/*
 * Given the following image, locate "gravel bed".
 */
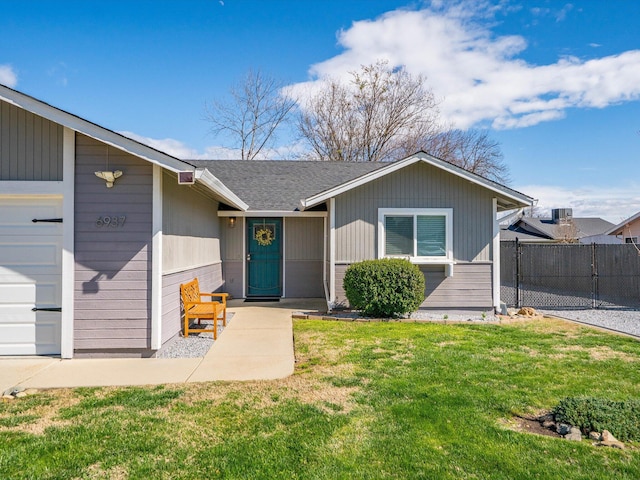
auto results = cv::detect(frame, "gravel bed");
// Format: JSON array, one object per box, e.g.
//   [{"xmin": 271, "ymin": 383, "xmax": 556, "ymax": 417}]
[
  {"xmin": 155, "ymin": 313, "xmax": 234, "ymax": 359},
  {"xmin": 540, "ymin": 309, "xmax": 640, "ymax": 338}
]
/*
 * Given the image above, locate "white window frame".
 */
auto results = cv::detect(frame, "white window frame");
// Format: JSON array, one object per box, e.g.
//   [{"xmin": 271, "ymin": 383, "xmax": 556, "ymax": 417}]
[{"xmin": 378, "ymin": 208, "xmax": 454, "ymax": 272}]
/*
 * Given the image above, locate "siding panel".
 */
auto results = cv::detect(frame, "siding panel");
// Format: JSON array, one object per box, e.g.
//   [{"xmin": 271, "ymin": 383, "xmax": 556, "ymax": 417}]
[
  {"xmin": 335, "ymin": 162, "xmax": 493, "ymax": 263},
  {"xmin": 161, "ymin": 263, "xmax": 223, "ymax": 345},
  {"xmin": 74, "ymin": 134, "xmax": 153, "ymax": 352},
  {"xmin": 284, "ymin": 217, "xmax": 324, "ymax": 298},
  {"xmin": 0, "ymin": 99, "xmax": 63, "ymax": 181},
  {"xmin": 334, "ymin": 263, "xmax": 493, "ymax": 311}
]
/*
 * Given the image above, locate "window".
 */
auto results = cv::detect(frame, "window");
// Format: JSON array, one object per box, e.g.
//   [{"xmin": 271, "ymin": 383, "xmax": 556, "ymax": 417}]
[
  {"xmin": 378, "ymin": 208, "xmax": 453, "ymax": 261},
  {"xmin": 625, "ymin": 237, "xmax": 638, "ymax": 244}
]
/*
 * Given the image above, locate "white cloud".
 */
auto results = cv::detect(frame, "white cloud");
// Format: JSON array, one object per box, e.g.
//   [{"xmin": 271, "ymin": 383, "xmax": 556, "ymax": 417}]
[
  {"xmin": 288, "ymin": 2, "xmax": 640, "ymax": 130},
  {"xmin": 516, "ymin": 183, "xmax": 640, "ymax": 223},
  {"xmin": 0, "ymin": 64, "xmax": 17, "ymax": 87}
]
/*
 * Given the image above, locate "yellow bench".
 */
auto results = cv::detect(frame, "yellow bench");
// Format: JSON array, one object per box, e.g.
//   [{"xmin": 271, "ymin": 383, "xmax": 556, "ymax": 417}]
[{"xmin": 180, "ymin": 278, "xmax": 228, "ymax": 339}]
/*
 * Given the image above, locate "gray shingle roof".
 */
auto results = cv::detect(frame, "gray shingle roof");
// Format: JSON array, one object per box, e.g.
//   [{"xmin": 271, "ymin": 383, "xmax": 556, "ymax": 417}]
[
  {"xmin": 188, "ymin": 160, "xmax": 387, "ymax": 211},
  {"xmin": 518, "ymin": 217, "xmax": 615, "ymax": 240}
]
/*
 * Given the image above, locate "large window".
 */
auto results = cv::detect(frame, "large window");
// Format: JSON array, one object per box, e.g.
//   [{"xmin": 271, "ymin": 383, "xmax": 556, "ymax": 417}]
[{"xmin": 378, "ymin": 208, "xmax": 453, "ymax": 261}]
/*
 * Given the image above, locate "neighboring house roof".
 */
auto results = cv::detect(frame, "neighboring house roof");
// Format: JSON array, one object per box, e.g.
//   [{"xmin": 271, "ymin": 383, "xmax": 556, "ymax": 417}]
[
  {"xmin": 0, "ymin": 84, "xmax": 247, "ymax": 211},
  {"xmin": 605, "ymin": 210, "xmax": 640, "ymax": 236},
  {"xmin": 192, "ymin": 152, "xmax": 533, "ymax": 212},
  {"xmin": 500, "ymin": 224, "xmax": 552, "ymax": 242},
  {"xmin": 502, "ymin": 216, "xmax": 615, "ymax": 242}
]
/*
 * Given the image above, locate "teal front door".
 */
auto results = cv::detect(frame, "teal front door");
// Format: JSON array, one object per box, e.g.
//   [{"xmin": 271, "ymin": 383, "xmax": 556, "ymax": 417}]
[{"xmin": 247, "ymin": 218, "xmax": 282, "ymax": 297}]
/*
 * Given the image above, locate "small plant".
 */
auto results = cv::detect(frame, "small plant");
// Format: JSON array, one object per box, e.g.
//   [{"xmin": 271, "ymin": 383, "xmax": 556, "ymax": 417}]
[
  {"xmin": 553, "ymin": 396, "xmax": 640, "ymax": 442},
  {"xmin": 343, "ymin": 258, "xmax": 425, "ymax": 318},
  {"xmin": 443, "ymin": 314, "xmax": 449, "ymax": 320},
  {"xmin": 482, "ymin": 312, "xmax": 487, "ymax": 320}
]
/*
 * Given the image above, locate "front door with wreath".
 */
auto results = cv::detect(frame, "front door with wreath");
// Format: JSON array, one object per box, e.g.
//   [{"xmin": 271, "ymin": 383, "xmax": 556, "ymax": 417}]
[{"xmin": 246, "ymin": 218, "xmax": 282, "ymax": 297}]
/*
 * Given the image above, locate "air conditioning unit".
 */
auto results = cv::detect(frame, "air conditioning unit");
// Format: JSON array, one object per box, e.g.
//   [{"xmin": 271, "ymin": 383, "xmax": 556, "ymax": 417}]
[{"xmin": 552, "ymin": 208, "xmax": 573, "ymax": 224}]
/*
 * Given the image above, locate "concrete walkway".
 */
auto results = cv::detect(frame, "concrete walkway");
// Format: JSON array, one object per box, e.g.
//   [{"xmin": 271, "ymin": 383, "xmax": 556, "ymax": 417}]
[{"xmin": 0, "ymin": 299, "xmax": 325, "ymax": 392}]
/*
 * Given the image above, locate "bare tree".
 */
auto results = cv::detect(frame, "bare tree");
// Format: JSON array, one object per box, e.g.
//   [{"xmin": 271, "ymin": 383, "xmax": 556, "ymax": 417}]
[
  {"xmin": 421, "ymin": 129, "xmax": 510, "ymax": 184},
  {"xmin": 205, "ymin": 69, "xmax": 296, "ymax": 159},
  {"xmin": 297, "ymin": 61, "xmax": 439, "ymax": 162}
]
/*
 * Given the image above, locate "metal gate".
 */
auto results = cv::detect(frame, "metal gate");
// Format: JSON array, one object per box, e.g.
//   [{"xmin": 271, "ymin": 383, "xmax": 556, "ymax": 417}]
[{"xmin": 501, "ymin": 241, "xmax": 640, "ymax": 309}]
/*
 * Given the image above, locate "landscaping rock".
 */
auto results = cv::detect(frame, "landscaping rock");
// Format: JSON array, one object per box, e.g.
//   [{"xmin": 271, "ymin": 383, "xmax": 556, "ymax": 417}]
[
  {"xmin": 542, "ymin": 420, "xmax": 556, "ymax": 429},
  {"xmin": 600, "ymin": 430, "xmax": 625, "ymax": 449},
  {"xmin": 565, "ymin": 427, "xmax": 582, "ymax": 441},
  {"xmin": 2, "ymin": 394, "xmax": 14, "ymax": 401},
  {"xmin": 517, "ymin": 307, "xmax": 537, "ymax": 316},
  {"xmin": 556, "ymin": 423, "xmax": 571, "ymax": 435},
  {"xmin": 589, "ymin": 431, "xmax": 602, "ymax": 441},
  {"xmin": 14, "ymin": 391, "xmax": 28, "ymax": 398},
  {"xmin": 24, "ymin": 388, "xmax": 39, "ymax": 396}
]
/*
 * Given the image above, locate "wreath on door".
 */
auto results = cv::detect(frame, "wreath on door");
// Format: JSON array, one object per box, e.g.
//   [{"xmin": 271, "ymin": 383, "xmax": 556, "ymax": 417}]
[{"xmin": 255, "ymin": 227, "xmax": 274, "ymax": 246}]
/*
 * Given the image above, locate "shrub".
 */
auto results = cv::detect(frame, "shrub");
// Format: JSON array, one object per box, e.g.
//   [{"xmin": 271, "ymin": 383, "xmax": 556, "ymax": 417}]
[
  {"xmin": 343, "ymin": 259, "xmax": 425, "ymax": 318},
  {"xmin": 553, "ymin": 396, "xmax": 640, "ymax": 441}
]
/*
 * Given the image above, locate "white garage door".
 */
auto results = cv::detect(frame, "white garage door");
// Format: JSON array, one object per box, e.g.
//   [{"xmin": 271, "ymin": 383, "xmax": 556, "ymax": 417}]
[{"xmin": 0, "ymin": 197, "xmax": 63, "ymax": 355}]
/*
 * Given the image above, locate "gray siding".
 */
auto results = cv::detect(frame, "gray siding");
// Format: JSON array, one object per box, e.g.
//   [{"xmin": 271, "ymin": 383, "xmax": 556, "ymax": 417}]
[
  {"xmin": 161, "ymin": 263, "xmax": 223, "ymax": 345},
  {"xmin": 162, "ymin": 170, "xmax": 221, "ymax": 272},
  {"xmin": 285, "ymin": 217, "xmax": 324, "ymax": 297},
  {"xmin": 221, "ymin": 217, "xmax": 244, "ymax": 298},
  {"xmin": 334, "ymin": 162, "xmax": 494, "ymax": 263},
  {"xmin": 335, "ymin": 262, "xmax": 493, "ymax": 311},
  {"xmin": 0, "ymin": 99, "xmax": 63, "ymax": 181},
  {"xmin": 74, "ymin": 134, "xmax": 153, "ymax": 352},
  {"xmin": 222, "ymin": 261, "xmax": 243, "ymax": 299}
]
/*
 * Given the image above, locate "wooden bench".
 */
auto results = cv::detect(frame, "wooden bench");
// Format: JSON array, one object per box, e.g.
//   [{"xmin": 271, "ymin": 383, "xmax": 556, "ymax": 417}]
[{"xmin": 180, "ymin": 278, "xmax": 228, "ymax": 339}]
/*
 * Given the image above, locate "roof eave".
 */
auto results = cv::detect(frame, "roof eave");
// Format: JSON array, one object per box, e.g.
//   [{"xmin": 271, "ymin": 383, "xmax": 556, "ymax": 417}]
[
  {"xmin": 605, "ymin": 211, "xmax": 640, "ymax": 235},
  {"xmin": 195, "ymin": 168, "xmax": 248, "ymax": 211}
]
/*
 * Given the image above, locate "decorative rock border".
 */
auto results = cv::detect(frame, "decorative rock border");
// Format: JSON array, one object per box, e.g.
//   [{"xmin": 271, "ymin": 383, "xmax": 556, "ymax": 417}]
[{"xmin": 2, "ymin": 386, "xmax": 39, "ymax": 401}]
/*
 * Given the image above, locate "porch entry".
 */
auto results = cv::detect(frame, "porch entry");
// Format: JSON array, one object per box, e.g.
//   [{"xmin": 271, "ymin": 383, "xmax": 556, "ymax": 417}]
[{"xmin": 247, "ymin": 218, "xmax": 282, "ymax": 297}]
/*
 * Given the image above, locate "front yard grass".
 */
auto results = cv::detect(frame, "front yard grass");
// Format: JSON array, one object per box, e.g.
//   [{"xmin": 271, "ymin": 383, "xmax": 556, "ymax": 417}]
[{"xmin": 2, "ymin": 317, "xmax": 640, "ymax": 479}]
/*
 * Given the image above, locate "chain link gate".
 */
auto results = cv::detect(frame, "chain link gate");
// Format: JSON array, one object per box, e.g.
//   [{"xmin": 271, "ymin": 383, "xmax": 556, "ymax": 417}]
[{"xmin": 501, "ymin": 241, "xmax": 640, "ymax": 309}]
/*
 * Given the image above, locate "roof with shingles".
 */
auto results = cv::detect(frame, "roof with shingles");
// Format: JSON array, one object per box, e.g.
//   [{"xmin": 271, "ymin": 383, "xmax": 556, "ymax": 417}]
[
  {"xmin": 518, "ymin": 217, "xmax": 615, "ymax": 240},
  {"xmin": 188, "ymin": 160, "xmax": 387, "ymax": 211}
]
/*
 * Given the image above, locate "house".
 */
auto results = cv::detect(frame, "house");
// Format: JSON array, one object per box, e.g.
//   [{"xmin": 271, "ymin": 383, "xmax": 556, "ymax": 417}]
[
  {"xmin": 606, "ymin": 211, "xmax": 640, "ymax": 245},
  {"xmin": 0, "ymin": 84, "xmax": 532, "ymax": 358},
  {"xmin": 501, "ymin": 208, "xmax": 618, "ymax": 244}
]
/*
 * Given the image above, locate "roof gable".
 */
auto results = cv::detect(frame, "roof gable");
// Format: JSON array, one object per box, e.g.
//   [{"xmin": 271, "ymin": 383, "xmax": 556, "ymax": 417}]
[
  {"xmin": 0, "ymin": 84, "xmax": 247, "ymax": 210},
  {"xmin": 606, "ymin": 210, "xmax": 640, "ymax": 235},
  {"xmin": 300, "ymin": 152, "xmax": 533, "ymax": 212}
]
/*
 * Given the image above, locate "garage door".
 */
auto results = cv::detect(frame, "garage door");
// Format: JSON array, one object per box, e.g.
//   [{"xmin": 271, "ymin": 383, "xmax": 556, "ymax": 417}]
[{"xmin": 0, "ymin": 197, "xmax": 63, "ymax": 355}]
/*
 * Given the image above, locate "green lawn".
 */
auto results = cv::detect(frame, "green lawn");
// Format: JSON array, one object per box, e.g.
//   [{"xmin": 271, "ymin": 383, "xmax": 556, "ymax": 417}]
[{"xmin": 2, "ymin": 317, "xmax": 640, "ymax": 479}]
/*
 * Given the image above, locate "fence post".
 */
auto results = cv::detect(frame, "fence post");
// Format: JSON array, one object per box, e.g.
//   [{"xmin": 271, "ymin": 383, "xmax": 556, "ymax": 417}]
[
  {"xmin": 592, "ymin": 242, "xmax": 598, "ymax": 309},
  {"xmin": 516, "ymin": 238, "xmax": 521, "ymax": 309}
]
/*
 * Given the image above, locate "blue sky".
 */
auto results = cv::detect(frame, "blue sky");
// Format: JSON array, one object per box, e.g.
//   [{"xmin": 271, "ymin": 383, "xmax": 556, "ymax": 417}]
[{"xmin": 1, "ymin": 0, "xmax": 639, "ymax": 222}]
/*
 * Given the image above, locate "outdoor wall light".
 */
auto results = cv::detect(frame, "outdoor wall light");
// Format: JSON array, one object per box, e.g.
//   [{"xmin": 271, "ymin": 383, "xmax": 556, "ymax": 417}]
[
  {"xmin": 228, "ymin": 217, "xmax": 237, "ymax": 228},
  {"xmin": 95, "ymin": 170, "xmax": 123, "ymax": 188}
]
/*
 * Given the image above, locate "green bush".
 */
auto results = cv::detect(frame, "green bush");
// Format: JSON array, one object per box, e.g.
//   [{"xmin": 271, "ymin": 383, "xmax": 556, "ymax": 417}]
[
  {"xmin": 553, "ymin": 396, "xmax": 640, "ymax": 441},
  {"xmin": 343, "ymin": 259, "xmax": 425, "ymax": 318}
]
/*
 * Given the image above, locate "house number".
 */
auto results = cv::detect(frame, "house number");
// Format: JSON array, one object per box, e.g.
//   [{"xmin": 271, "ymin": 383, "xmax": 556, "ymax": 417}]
[{"xmin": 96, "ymin": 216, "xmax": 126, "ymax": 228}]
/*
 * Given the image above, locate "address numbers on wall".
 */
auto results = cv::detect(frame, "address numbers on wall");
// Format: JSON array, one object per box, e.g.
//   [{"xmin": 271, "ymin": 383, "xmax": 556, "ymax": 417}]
[{"xmin": 96, "ymin": 216, "xmax": 126, "ymax": 228}]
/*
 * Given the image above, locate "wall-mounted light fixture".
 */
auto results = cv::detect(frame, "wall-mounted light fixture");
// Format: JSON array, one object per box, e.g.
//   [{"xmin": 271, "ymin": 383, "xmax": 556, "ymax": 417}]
[
  {"xmin": 94, "ymin": 170, "xmax": 123, "ymax": 188},
  {"xmin": 228, "ymin": 216, "xmax": 237, "ymax": 228}
]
